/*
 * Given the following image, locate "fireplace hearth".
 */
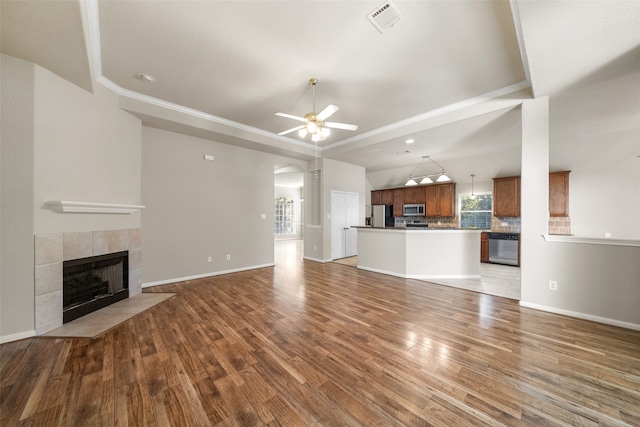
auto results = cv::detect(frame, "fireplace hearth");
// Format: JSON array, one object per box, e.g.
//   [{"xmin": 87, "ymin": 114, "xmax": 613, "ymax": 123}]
[{"xmin": 63, "ymin": 251, "xmax": 129, "ymax": 323}]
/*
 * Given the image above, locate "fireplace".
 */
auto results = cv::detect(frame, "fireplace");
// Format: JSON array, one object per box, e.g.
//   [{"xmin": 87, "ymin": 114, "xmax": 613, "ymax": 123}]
[{"xmin": 63, "ymin": 251, "xmax": 129, "ymax": 323}]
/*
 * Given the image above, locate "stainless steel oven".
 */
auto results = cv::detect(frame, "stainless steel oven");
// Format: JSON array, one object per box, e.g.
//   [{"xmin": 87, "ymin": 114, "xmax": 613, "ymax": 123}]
[{"xmin": 488, "ymin": 233, "xmax": 519, "ymax": 266}]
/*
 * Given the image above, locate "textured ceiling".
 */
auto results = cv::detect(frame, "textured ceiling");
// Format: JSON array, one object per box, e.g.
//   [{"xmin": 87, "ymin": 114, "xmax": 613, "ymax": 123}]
[
  {"xmin": 97, "ymin": 0, "xmax": 525, "ymax": 140},
  {"xmin": 2, "ymin": 0, "xmax": 638, "ymax": 188}
]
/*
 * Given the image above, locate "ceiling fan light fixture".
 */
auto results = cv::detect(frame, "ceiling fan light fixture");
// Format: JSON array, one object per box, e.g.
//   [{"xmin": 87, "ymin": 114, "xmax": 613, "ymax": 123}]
[{"xmin": 275, "ymin": 78, "xmax": 357, "ymax": 142}]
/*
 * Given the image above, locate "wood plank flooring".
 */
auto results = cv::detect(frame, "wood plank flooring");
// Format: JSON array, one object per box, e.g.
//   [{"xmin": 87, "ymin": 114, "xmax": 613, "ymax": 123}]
[{"xmin": 2, "ymin": 240, "xmax": 639, "ymax": 426}]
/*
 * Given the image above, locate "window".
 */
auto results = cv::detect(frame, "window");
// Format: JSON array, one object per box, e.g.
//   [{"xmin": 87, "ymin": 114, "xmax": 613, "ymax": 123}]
[
  {"xmin": 460, "ymin": 194, "xmax": 492, "ymax": 229},
  {"xmin": 274, "ymin": 197, "xmax": 295, "ymax": 235}
]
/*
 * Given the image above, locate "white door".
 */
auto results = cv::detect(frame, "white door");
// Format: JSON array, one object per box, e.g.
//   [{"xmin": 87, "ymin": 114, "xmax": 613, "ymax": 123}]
[{"xmin": 331, "ymin": 191, "xmax": 359, "ymax": 260}]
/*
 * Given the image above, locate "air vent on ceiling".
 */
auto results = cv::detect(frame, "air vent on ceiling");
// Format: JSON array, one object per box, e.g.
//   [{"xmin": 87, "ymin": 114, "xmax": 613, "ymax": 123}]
[{"xmin": 367, "ymin": 1, "xmax": 404, "ymax": 33}]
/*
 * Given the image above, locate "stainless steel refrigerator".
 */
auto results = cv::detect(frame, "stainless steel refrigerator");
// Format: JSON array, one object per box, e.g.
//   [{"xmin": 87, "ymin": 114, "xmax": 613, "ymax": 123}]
[{"xmin": 372, "ymin": 205, "xmax": 394, "ymax": 228}]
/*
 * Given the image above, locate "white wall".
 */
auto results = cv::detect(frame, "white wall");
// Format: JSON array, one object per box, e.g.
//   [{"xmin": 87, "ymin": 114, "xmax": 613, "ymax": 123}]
[
  {"xmin": 321, "ymin": 158, "xmax": 366, "ymax": 261},
  {"xmin": 141, "ymin": 126, "xmax": 306, "ymax": 285},
  {"xmin": 545, "ymin": 242, "xmax": 640, "ymax": 326},
  {"xmin": 1, "ymin": 55, "xmax": 36, "ymax": 340},
  {"xmin": 570, "ymin": 169, "xmax": 640, "ymax": 239},
  {"xmin": 0, "ymin": 55, "xmax": 143, "ymax": 342},
  {"xmin": 33, "ymin": 69, "xmax": 142, "ymax": 235},
  {"xmin": 302, "ymin": 158, "xmax": 366, "ymax": 262},
  {"xmin": 520, "ymin": 97, "xmax": 550, "ymax": 307}
]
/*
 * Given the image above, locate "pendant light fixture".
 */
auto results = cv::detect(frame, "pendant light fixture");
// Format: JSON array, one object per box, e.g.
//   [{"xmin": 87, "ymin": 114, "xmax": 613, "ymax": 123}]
[
  {"xmin": 405, "ymin": 155, "xmax": 451, "ymax": 186},
  {"xmin": 470, "ymin": 174, "xmax": 476, "ymax": 199}
]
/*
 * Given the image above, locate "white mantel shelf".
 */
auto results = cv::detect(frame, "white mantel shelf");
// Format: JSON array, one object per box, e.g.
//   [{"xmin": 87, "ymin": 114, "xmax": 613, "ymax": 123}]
[
  {"xmin": 47, "ymin": 201, "xmax": 146, "ymax": 214},
  {"xmin": 543, "ymin": 234, "xmax": 640, "ymax": 247}
]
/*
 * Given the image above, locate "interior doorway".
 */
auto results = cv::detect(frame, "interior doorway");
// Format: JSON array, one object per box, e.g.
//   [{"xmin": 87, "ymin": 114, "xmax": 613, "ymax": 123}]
[
  {"xmin": 331, "ymin": 191, "xmax": 359, "ymax": 260},
  {"xmin": 274, "ymin": 166, "xmax": 305, "ymax": 266}
]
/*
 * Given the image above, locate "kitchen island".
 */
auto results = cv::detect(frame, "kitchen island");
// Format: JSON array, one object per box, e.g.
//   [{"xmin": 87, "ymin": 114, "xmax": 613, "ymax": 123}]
[{"xmin": 354, "ymin": 227, "xmax": 481, "ymax": 279}]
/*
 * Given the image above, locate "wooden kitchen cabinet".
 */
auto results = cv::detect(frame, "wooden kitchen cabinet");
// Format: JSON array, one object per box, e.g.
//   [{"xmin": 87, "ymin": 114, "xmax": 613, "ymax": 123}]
[
  {"xmin": 493, "ymin": 176, "xmax": 520, "ymax": 217},
  {"xmin": 381, "ymin": 190, "xmax": 394, "ymax": 205},
  {"xmin": 404, "ymin": 186, "xmax": 427, "ymax": 204},
  {"xmin": 425, "ymin": 183, "xmax": 456, "ymax": 218},
  {"xmin": 393, "ymin": 189, "xmax": 405, "ymax": 217},
  {"xmin": 371, "ymin": 189, "xmax": 394, "ymax": 206},
  {"xmin": 371, "ymin": 190, "xmax": 382, "ymax": 206},
  {"xmin": 549, "ymin": 171, "xmax": 570, "ymax": 217},
  {"xmin": 480, "ymin": 232, "xmax": 489, "ymax": 263}
]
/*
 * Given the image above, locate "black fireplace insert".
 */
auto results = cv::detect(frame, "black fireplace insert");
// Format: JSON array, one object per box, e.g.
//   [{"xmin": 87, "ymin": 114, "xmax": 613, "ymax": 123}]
[{"xmin": 63, "ymin": 251, "xmax": 129, "ymax": 323}]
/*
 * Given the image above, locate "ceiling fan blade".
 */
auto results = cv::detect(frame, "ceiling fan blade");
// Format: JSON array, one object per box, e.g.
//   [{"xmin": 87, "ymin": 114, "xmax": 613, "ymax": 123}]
[
  {"xmin": 326, "ymin": 122, "xmax": 358, "ymax": 131},
  {"xmin": 278, "ymin": 125, "xmax": 305, "ymax": 136},
  {"xmin": 275, "ymin": 112, "xmax": 307, "ymax": 122},
  {"xmin": 316, "ymin": 104, "xmax": 339, "ymax": 121}
]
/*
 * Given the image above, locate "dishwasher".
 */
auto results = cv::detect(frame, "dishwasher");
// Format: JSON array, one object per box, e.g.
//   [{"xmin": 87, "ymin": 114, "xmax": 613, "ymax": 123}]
[{"xmin": 488, "ymin": 233, "xmax": 519, "ymax": 266}]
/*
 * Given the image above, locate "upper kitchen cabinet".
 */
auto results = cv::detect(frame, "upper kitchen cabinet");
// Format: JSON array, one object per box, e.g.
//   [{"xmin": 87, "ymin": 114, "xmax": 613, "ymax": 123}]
[
  {"xmin": 404, "ymin": 186, "xmax": 427, "ymax": 204},
  {"xmin": 393, "ymin": 189, "xmax": 405, "ymax": 217},
  {"xmin": 381, "ymin": 190, "xmax": 394, "ymax": 205},
  {"xmin": 493, "ymin": 176, "xmax": 520, "ymax": 217},
  {"xmin": 370, "ymin": 189, "xmax": 393, "ymax": 206},
  {"xmin": 426, "ymin": 183, "xmax": 456, "ymax": 218},
  {"xmin": 371, "ymin": 190, "xmax": 382, "ymax": 206},
  {"xmin": 549, "ymin": 171, "xmax": 570, "ymax": 217}
]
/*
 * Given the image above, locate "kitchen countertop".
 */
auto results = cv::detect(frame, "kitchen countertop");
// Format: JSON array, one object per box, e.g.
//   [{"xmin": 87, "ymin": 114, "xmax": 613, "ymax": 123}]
[{"xmin": 353, "ymin": 226, "xmax": 480, "ymax": 231}]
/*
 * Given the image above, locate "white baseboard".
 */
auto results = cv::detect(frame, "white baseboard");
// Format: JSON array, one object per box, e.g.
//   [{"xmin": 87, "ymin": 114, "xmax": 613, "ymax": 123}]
[
  {"xmin": 357, "ymin": 266, "xmax": 406, "ymax": 278},
  {"xmin": 302, "ymin": 256, "xmax": 326, "ymax": 263},
  {"xmin": 408, "ymin": 274, "xmax": 482, "ymax": 280},
  {"xmin": 519, "ymin": 301, "xmax": 640, "ymax": 331},
  {"xmin": 1, "ymin": 329, "xmax": 36, "ymax": 344},
  {"xmin": 142, "ymin": 263, "xmax": 275, "ymax": 288}
]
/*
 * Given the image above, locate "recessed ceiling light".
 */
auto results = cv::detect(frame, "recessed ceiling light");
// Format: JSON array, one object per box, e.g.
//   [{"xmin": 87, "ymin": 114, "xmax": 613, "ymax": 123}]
[
  {"xmin": 405, "ymin": 139, "xmax": 415, "ymax": 144},
  {"xmin": 135, "ymin": 73, "xmax": 156, "ymax": 83}
]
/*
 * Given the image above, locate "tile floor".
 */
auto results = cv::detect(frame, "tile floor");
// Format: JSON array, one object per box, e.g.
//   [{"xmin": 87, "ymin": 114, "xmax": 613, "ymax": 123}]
[
  {"xmin": 427, "ymin": 262, "xmax": 521, "ymax": 300},
  {"xmin": 333, "ymin": 254, "xmax": 521, "ymax": 300},
  {"xmin": 43, "ymin": 292, "xmax": 175, "ymax": 338}
]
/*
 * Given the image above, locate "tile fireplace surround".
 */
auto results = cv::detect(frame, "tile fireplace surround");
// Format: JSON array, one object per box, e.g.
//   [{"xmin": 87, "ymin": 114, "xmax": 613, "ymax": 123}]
[{"xmin": 34, "ymin": 228, "xmax": 142, "ymax": 335}]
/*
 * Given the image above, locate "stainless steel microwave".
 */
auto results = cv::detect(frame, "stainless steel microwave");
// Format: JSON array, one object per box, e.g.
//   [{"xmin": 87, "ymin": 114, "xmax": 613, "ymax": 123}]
[{"xmin": 403, "ymin": 204, "xmax": 425, "ymax": 216}]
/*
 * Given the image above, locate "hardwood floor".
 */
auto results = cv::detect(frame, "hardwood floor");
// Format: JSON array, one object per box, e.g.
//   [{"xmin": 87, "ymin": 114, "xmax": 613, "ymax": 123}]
[{"xmin": 2, "ymin": 240, "xmax": 639, "ymax": 426}]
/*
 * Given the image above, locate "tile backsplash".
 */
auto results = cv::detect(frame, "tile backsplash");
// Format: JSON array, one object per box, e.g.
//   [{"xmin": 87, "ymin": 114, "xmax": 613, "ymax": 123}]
[
  {"xmin": 395, "ymin": 214, "xmax": 570, "ymax": 234},
  {"xmin": 491, "ymin": 217, "xmax": 521, "ymax": 233},
  {"xmin": 549, "ymin": 217, "xmax": 572, "ymax": 235}
]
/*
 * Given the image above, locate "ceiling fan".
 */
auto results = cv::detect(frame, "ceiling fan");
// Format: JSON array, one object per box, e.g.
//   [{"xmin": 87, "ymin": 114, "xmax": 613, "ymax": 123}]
[{"xmin": 275, "ymin": 78, "xmax": 358, "ymax": 142}]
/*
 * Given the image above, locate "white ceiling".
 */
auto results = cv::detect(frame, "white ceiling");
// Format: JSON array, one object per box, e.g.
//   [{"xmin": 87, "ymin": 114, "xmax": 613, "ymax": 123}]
[{"xmin": 2, "ymin": 1, "xmax": 638, "ymax": 188}]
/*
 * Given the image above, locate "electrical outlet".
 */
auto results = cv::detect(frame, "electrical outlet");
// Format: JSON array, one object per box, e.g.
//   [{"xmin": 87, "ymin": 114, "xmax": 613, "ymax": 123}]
[
  {"xmin": 549, "ymin": 280, "xmax": 558, "ymax": 291},
  {"xmin": 261, "ymin": 213, "xmax": 267, "ymax": 219},
  {"xmin": 605, "ymin": 232, "xmax": 611, "ymax": 238},
  {"xmin": 501, "ymin": 222, "xmax": 508, "ymax": 226},
  {"xmin": 226, "ymin": 254, "xmax": 231, "ymax": 261},
  {"xmin": 207, "ymin": 256, "xmax": 212, "ymax": 263}
]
